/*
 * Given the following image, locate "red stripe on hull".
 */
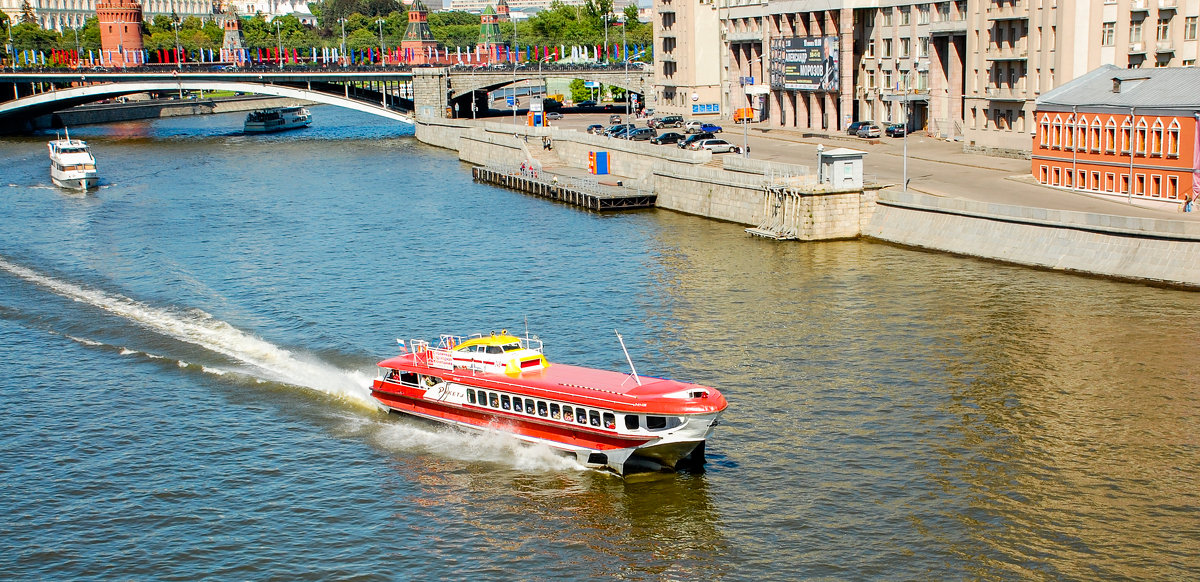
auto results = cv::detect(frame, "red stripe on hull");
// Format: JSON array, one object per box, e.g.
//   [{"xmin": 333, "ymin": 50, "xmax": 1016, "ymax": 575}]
[{"xmin": 371, "ymin": 388, "xmax": 653, "ymax": 451}]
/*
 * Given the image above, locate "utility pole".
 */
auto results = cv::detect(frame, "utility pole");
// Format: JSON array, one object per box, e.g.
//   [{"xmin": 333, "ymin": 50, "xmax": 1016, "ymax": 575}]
[
  {"xmin": 376, "ymin": 19, "xmax": 386, "ymax": 65},
  {"xmin": 274, "ymin": 20, "xmax": 282, "ymax": 70},
  {"xmin": 512, "ymin": 20, "xmax": 518, "ymax": 127},
  {"xmin": 172, "ymin": 17, "xmax": 181, "ymax": 70},
  {"xmin": 339, "ymin": 18, "xmax": 347, "ymax": 67}
]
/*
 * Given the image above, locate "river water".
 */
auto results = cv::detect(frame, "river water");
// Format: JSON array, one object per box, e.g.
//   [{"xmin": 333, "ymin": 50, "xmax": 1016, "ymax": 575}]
[{"xmin": 2, "ymin": 106, "xmax": 1197, "ymax": 580}]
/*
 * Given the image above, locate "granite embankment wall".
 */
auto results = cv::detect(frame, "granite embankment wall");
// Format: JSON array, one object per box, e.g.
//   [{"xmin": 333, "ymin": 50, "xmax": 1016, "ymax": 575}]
[
  {"xmin": 867, "ymin": 191, "xmax": 1200, "ymax": 287},
  {"xmin": 39, "ymin": 96, "xmax": 306, "ymax": 128},
  {"xmin": 416, "ymin": 118, "xmax": 1199, "ymax": 287}
]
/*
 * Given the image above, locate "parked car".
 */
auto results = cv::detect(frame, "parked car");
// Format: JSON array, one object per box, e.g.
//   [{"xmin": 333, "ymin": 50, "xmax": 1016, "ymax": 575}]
[
  {"xmin": 576, "ymin": 100, "xmax": 596, "ymax": 107},
  {"xmin": 700, "ymin": 123, "xmax": 724, "ymax": 133},
  {"xmin": 856, "ymin": 123, "xmax": 882, "ymax": 138},
  {"xmin": 609, "ymin": 114, "xmax": 623, "ymax": 123},
  {"xmin": 651, "ymin": 131, "xmax": 686, "ymax": 145},
  {"xmin": 847, "ymin": 120, "xmax": 874, "ymax": 135},
  {"xmin": 689, "ymin": 138, "xmax": 740, "ymax": 153},
  {"xmin": 604, "ymin": 123, "xmax": 637, "ymax": 137},
  {"xmin": 546, "ymin": 111, "xmax": 563, "ymax": 120},
  {"xmin": 625, "ymin": 127, "xmax": 657, "ymax": 141},
  {"xmin": 885, "ymin": 123, "xmax": 907, "ymax": 137},
  {"xmin": 683, "ymin": 121, "xmax": 705, "ymax": 134},
  {"xmin": 542, "ymin": 98, "xmax": 562, "ymax": 110},
  {"xmin": 586, "ymin": 124, "xmax": 604, "ymax": 134},
  {"xmin": 677, "ymin": 131, "xmax": 716, "ymax": 148},
  {"xmin": 650, "ymin": 115, "xmax": 684, "ymax": 128}
]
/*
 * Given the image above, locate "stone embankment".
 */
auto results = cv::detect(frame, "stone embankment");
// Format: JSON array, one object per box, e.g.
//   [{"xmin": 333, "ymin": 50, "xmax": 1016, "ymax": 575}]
[{"xmin": 416, "ymin": 117, "xmax": 1199, "ymax": 289}]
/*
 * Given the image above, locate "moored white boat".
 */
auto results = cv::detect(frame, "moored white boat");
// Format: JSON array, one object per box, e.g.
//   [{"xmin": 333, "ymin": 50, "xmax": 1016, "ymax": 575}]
[
  {"xmin": 47, "ymin": 131, "xmax": 99, "ymax": 190},
  {"xmin": 370, "ymin": 331, "xmax": 728, "ymax": 475},
  {"xmin": 244, "ymin": 106, "xmax": 312, "ymax": 133}
]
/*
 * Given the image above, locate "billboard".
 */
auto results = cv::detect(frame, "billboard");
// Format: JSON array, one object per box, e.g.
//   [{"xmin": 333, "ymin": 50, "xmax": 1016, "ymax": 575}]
[{"xmin": 769, "ymin": 36, "xmax": 840, "ymax": 92}]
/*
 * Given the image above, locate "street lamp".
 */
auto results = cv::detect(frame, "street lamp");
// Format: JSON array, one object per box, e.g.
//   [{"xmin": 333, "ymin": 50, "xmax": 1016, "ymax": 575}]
[
  {"xmin": 512, "ymin": 20, "xmax": 518, "ymax": 127},
  {"xmin": 338, "ymin": 17, "xmax": 347, "ymax": 68},
  {"xmin": 171, "ymin": 18, "xmax": 181, "ymax": 70},
  {"xmin": 72, "ymin": 25, "xmax": 80, "ymax": 68},
  {"xmin": 3, "ymin": 15, "xmax": 14, "ymax": 69},
  {"xmin": 376, "ymin": 19, "xmax": 386, "ymax": 66},
  {"xmin": 620, "ymin": 16, "xmax": 628, "ymax": 116},
  {"xmin": 273, "ymin": 20, "xmax": 283, "ymax": 70}
]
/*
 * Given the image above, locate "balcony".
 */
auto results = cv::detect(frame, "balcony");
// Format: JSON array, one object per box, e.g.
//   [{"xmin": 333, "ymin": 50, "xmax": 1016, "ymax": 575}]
[
  {"xmin": 1130, "ymin": 0, "xmax": 1149, "ymax": 12},
  {"xmin": 984, "ymin": 86, "xmax": 1027, "ymax": 101},
  {"xmin": 985, "ymin": 46, "xmax": 1029, "ymax": 61},
  {"xmin": 986, "ymin": 4, "xmax": 1029, "ymax": 21},
  {"xmin": 1156, "ymin": 40, "xmax": 1174, "ymax": 53},
  {"xmin": 725, "ymin": 30, "xmax": 764, "ymax": 43},
  {"xmin": 1158, "ymin": 0, "xmax": 1177, "ymax": 12},
  {"xmin": 929, "ymin": 19, "xmax": 968, "ymax": 36},
  {"xmin": 1129, "ymin": 41, "xmax": 1146, "ymax": 54}
]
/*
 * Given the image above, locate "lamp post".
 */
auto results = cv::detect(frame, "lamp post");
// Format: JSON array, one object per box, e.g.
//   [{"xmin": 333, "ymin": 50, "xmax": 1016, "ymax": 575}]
[
  {"xmin": 4, "ymin": 15, "xmax": 14, "ymax": 69},
  {"xmin": 376, "ymin": 19, "xmax": 386, "ymax": 66},
  {"xmin": 72, "ymin": 25, "xmax": 80, "ymax": 68},
  {"xmin": 273, "ymin": 21, "xmax": 283, "ymax": 70},
  {"xmin": 338, "ymin": 17, "xmax": 347, "ymax": 68},
  {"xmin": 172, "ymin": 18, "xmax": 181, "ymax": 70},
  {"xmin": 621, "ymin": 16, "xmax": 628, "ymax": 116},
  {"xmin": 511, "ymin": 20, "xmax": 518, "ymax": 127}
]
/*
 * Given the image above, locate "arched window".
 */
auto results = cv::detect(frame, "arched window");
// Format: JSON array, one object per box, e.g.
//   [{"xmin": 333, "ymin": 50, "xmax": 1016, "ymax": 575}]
[
  {"xmin": 1053, "ymin": 115, "xmax": 1063, "ymax": 148},
  {"xmin": 1091, "ymin": 118, "xmax": 1102, "ymax": 153},
  {"xmin": 1105, "ymin": 118, "xmax": 1117, "ymax": 153},
  {"xmin": 1064, "ymin": 114, "xmax": 1075, "ymax": 150},
  {"xmin": 1076, "ymin": 116, "xmax": 1088, "ymax": 152},
  {"xmin": 1136, "ymin": 118, "xmax": 1149, "ymax": 155},
  {"xmin": 1040, "ymin": 115, "xmax": 1051, "ymax": 148},
  {"xmin": 1151, "ymin": 119, "xmax": 1164, "ymax": 156},
  {"xmin": 1167, "ymin": 120, "xmax": 1181, "ymax": 157},
  {"xmin": 1121, "ymin": 117, "xmax": 1133, "ymax": 154}
]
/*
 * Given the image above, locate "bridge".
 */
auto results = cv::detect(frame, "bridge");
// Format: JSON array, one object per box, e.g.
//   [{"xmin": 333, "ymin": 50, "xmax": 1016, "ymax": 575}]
[{"xmin": 0, "ymin": 65, "xmax": 652, "ymax": 132}]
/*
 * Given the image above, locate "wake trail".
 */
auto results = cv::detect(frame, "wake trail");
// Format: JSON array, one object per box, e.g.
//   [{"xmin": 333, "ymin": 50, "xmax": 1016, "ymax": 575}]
[{"xmin": 0, "ymin": 257, "xmax": 378, "ymax": 407}]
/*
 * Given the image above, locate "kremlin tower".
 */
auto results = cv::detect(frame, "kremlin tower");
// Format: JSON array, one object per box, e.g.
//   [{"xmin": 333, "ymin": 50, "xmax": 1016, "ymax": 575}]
[
  {"xmin": 96, "ymin": 0, "xmax": 144, "ymax": 68},
  {"xmin": 401, "ymin": 0, "xmax": 438, "ymax": 65}
]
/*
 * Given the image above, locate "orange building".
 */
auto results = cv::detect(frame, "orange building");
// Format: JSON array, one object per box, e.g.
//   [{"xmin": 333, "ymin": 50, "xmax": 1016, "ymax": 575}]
[
  {"xmin": 1032, "ymin": 65, "xmax": 1199, "ymax": 208},
  {"xmin": 96, "ymin": 0, "xmax": 145, "ymax": 68}
]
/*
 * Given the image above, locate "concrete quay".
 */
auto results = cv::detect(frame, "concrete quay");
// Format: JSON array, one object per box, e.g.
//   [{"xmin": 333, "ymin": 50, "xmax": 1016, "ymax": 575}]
[{"xmin": 418, "ymin": 112, "xmax": 1200, "ymax": 289}]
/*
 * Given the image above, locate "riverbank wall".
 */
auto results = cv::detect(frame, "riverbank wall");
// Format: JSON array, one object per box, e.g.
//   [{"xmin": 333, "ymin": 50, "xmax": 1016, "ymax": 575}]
[
  {"xmin": 415, "ymin": 118, "xmax": 1199, "ymax": 288},
  {"xmin": 35, "ymin": 95, "xmax": 307, "ymax": 129}
]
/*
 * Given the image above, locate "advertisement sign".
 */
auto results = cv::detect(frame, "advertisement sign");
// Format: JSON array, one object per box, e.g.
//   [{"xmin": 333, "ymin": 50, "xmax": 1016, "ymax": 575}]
[
  {"xmin": 769, "ymin": 36, "xmax": 840, "ymax": 92},
  {"xmin": 428, "ymin": 349, "xmax": 454, "ymax": 370}
]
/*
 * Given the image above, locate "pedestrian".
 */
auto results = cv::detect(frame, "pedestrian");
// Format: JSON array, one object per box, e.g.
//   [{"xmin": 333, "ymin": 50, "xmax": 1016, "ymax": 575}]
[
  {"xmin": 542, "ymin": 136, "xmax": 550, "ymax": 151},
  {"xmin": 1185, "ymin": 192, "xmax": 1195, "ymax": 213}
]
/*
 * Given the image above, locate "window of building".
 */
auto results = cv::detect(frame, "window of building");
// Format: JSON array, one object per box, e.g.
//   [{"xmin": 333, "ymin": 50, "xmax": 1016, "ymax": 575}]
[
  {"xmin": 1040, "ymin": 115, "xmax": 1051, "ymax": 147},
  {"xmin": 1184, "ymin": 59, "xmax": 1197, "ymax": 66},
  {"xmin": 901, "ymin": 37, "xmax": 912, "ymax": 58},
  {"xmin": 1040, "ymin": 165, "xmax": 1049, "ymax": 183},
  {"xmin": 1157, "ymin": 17, "xmax": 1171, "ymax": 42},
  {"xmin": 1167, "ymin": 120, "xmax": 1181, "ymax": 157},
  {"xmin": 901, "ymin": 6, "xmax": 911, "ymax": 25},
  {"xmin": 1092, "ymin": 171, "xmax": 1100, "ymax": 190},
  {"xmin": 1104, "ymin": 119, "xmax": 1117, "ymax": 153},
  {"xmin": 1151, "ymin": 174, "xmax": 1162, "ymax": 197},
  {"xmin": 1052, "ymin": 115, "xmax": 1063, "ymax": 148},
  {"xmin": 1131, "ymin": 21, "xmax": 1143, "ymax": 43},
  {"xmin": 1169, "ymin": 176, "xmax": 1179, "ymax": 198},
  {"xmin": 1091, "ymin": 119, "xmax": 1102, "ymax": 153},
  {"xmin": 938, "ymin": 2, "xmax": 950, "ymax": 21},
  {"xmin": 1151, "ymin": 119, "xmax": 1164, "ymax": 155},
  {"xmin": 867, "ymin": 38, "xmax": 876, "ymax": 57},
  {"xmin": 1121, "ymin": 117, "xmax": 1133, "ymax": 153},
  {"xmin": 1136, "ymin": 118, "xmax": 1149, "ymax": 154},
  {"xmin": 1106, "ymin": 172, "xmax": 1115, "ymax": 191},
  {"xmin": 1135, "ymin": 173, "xmax": 1146, "ymax": 195},
  {"xmin": 918, "ymin": 5, "xmax": 930, "ymax": 25},
  {"xmin": 1064, "ymin": 114, "xmax": 1075, "ymax": 150},
  {"xmin": 1066, "ymin": 169, "xmax": 1074, "ymax": 188},
  {"xmin": 1052, "ymin": 167, "xmax": 1061, "ymax": 186},
  {"xmin": 883, "ymin": 7, "xmax": 893, "ymax": 27},
  {"xmin": 1101, "ymin": 22, "xmax": 1116, "ymax": 46},
  {"xmin": 884, "ymin": 70, "xmax": 893, "ymax": 91},
  {"xmin": 919, "ymin": 36, "xmax": 930, "ymax": 58},
  {"xmin": 866, "ymin": 69, "xmax": 876, "ymax": 89},
  {"xmin": 883, "ymin": 38, "xmax": 893, "ymax": 58},
  {"xmin": 1186, "ymin": 16, "xmax": 1198, "ymax": 40}
]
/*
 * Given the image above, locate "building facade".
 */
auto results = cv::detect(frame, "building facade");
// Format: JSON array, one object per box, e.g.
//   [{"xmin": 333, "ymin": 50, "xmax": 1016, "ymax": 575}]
[
  {"xmin": 653, "ymin": 0, "xmax": 723, "ymax": 117},
  {"xmin": 1032, "ymin": 64, "xmax": 1198, "ymax": 207},
  {"xmin": 0, "ymin": 0, "xmax": 213, "ymax": 31}
]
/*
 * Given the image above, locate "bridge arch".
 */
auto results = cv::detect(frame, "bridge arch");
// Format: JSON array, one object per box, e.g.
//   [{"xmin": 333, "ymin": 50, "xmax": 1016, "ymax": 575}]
[
  {"xmin": 0, "ymin": 80, "xmax": 413, "ymax": 127},
  {"xmin": 448, "ymin": 71, "xmax": 650, "ymax": 100}
]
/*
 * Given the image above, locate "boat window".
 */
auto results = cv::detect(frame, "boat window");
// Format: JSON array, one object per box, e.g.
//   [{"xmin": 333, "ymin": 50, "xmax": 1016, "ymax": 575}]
[
  {"xmin": 550, "ymin": 404, "xmax": 560, "ymax": 419},
  {"xmin": 485, "ymin": 345, "xmax": 504, "ymax": 354},
  {"xmin": 646, "ymin": 416, "xmax": 667, "ymax": 430},
  {"xmin": 489, "ymin": 393, "xmax": 499, "ymax": 408},
  {"xmin": 563, "ymin": 407, "xmax": 574, "ymax": 422},
  {"xmin": 524, "ymin": 399, "xmax": 535, "ymax": 414},
  {"xmin": 589, "ymin": 411, "xmax": 601, "ymax": 427},
  {"xmin": 513, "ymin": 398, "xmax": 523, "ymax": 413},
  {"xmin": 466, "ymin": 389, "xmax": 476, "ymax": 404},
  {"xmin": 501, "ymin": 343, "xmax": 522, "ymax": 352},
  {"xmin": 501, "ymin": 395, "xmax": 511, "ymax": 410},
  {"xmin": 576, "ymin": 408, "xmax": 587, "ymax": 424},
  {"xmin": 603, "ymin": 413, "xmax": 615, "ymax": 429},
  {"xmin": 624, "ymin": 415, "xmax": 639, "ymax": 430},
  {"xmin": 400, "ymin": 372, "xmax": 418, "ymax": 386},
  {"xmin": 537, "ymin": 401, "xmax": 548, "ymax": 417}
]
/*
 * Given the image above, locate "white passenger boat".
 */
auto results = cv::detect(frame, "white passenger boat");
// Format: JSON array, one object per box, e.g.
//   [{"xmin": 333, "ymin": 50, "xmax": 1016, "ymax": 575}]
[
  {"xmin": 244, "ymin": 106, "xmax": 312, "ymax": 133},
  {"xmin": 47, "ymin": 130, "xmax": 99, "ymax": 191}
]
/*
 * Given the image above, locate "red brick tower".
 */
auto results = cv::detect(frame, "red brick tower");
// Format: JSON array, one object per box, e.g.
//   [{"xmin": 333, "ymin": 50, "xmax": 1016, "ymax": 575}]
[
  {"xmin": 496, "ymin": 0, "xmax": 510, "ymax": 22},
  {"xmin": 96, "ymin": 0, "xmax": 144, "ymax": 68},
  {"xmin": 401, "ymin": 0, "xmax": 439, "ymax": 65}
]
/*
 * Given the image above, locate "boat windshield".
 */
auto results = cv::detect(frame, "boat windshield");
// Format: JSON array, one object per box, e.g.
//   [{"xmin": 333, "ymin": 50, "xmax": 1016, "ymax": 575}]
[{"xmin": 501, "ymin": 343, "xmax": 522, "ymax": 352}]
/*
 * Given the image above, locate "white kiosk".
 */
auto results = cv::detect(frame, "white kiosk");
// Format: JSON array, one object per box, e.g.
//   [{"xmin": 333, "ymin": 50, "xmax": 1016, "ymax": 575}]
[{"xmin": 816, "ymin": 147, "xmax": 866, "ymax": 190}]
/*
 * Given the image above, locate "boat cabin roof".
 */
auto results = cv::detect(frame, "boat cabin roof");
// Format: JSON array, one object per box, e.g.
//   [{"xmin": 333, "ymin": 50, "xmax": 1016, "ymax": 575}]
[{"xmin": 452, "ymin": 333, "xmax": 526, "ymax": 352}]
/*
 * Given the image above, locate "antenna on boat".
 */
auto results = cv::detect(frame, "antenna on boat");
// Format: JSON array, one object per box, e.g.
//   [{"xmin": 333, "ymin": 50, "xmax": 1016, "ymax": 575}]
[
  {"xmin": 524, "ymin": 315, "xmax": 529, "ymax": 340},
  {"xmin": 615, "ymin": 330, "xmax": 642, "ymax": 386}
]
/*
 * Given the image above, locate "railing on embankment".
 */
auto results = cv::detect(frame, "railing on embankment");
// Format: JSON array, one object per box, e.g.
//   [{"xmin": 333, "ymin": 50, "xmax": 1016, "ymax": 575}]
[{"xmin": 472, "ymin": 165, "xmax": 655, "ymax": 211}]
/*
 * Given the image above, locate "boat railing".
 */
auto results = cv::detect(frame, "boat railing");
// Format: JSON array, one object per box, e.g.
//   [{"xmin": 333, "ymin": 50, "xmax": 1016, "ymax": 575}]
[{"xmin": 519, "ymin": 336, "xmax": 543, "ymax": 352}]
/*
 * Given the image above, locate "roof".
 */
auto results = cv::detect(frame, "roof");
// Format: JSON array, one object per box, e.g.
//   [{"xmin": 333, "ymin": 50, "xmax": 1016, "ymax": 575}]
[{"xmin": 1037, "ymin": 64, "xmax": 1200, "ymax": 110}]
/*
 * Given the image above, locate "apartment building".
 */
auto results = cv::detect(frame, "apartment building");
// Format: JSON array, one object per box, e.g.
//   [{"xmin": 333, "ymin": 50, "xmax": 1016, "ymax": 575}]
[{"xmin": 653, "ymin": 0, "xmax": 724, "ymax": 117}]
